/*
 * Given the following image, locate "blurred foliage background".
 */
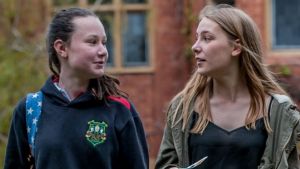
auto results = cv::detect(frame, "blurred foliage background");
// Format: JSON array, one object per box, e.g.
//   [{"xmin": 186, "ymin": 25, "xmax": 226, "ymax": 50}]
[
  {"xmin": 1, "ymin": 0, "xmax": 300, "ymax": 167},
  {"xmin": 0, "ymin": 0, "xmax": 50, "ymax": 166}
]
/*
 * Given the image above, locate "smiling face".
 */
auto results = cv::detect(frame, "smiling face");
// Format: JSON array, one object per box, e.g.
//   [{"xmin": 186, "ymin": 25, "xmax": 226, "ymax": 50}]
[
  {"xmin": 192, "ymin": 17, "xmax": 237, "ymax": 78},
  {"xmin": 61, "ymin": 16, "xmax": 108, "ymax": 80}
]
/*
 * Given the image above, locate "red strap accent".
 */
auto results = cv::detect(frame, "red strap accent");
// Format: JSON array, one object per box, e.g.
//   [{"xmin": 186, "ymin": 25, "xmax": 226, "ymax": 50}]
[
  {"xmin": 108, "ymin": 96, "xmax": 131, "ymax": 110},
  {"xmin": 52, "ymin": 75, "xmax": 59, "ymax": 82}
]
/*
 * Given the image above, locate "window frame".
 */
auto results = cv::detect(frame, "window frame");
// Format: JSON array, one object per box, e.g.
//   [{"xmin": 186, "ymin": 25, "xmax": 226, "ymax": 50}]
[
  {"xmin": 267, "ymin": 0, "xmax": 300, "ymax": 55},
  {"xmin": 52, "ymin": 0, "xmax": 154, "ymax": 74}
]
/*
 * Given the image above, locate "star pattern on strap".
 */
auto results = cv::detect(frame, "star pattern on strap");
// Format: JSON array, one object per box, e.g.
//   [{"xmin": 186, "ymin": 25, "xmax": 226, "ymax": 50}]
[{"xmin": 26, "ymin": 91, "xmax": 42, "ymax": 156}]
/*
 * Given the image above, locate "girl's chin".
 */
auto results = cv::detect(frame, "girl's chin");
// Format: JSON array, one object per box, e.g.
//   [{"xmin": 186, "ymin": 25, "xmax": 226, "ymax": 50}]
[
  {"xmin": 196, "ymin": 68, "xmax": 207, "ymax": 74},
  {"xmin": 89, "ymin": 71, "xmax": 105, "ymax": 79},
  {"xmin": 197, "ymin": 69, "xmax": 213, "ymax": 77}
]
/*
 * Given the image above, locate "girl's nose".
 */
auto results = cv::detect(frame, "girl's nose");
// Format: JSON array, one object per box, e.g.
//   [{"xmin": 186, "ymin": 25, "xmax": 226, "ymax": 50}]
[
  {"xmin": 97, "ymin": 45, "xmax": 108, "ymax": 58},
  {"xmin": 192, "ymin": 41, "xmax": 201, "ymax": 54}
]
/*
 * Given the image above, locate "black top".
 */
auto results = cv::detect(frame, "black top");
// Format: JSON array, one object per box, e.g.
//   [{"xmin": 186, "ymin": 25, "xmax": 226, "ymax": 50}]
[
  {"xmin": 4, "ymin": 77, "xmax": 149, "ymax": 169},
  {"xmin": 188, "ymin": 113, "xmax": 268, "ymax": 169}
]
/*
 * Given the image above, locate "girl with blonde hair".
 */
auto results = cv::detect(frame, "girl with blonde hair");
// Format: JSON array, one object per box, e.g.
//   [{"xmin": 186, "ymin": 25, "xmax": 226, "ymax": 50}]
[{"xmin": 155, "ymin": 4, "xmax": 300, "ymax": 169}]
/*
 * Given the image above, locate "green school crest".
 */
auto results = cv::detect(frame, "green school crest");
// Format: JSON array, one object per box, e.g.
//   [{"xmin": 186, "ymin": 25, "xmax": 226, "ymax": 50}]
[{"xmin": 85, "ymin": 120, "xmax": 108, "ymax": 146}]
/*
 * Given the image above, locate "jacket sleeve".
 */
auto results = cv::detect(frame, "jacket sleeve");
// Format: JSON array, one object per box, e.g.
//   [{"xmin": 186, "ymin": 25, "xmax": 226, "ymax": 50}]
[
  {"xmin": 4, "ymin": 99, "xmax": 33, "ymax": 169},
  {"xmin": 155, "ymin": 100, "xmax": 180, "ymax": 169},
  {"xmin": 287, "ymin": 105, "xmax": 300, "ymax": 168},
  {"xmin": 118, "ymin": 103, "xmax": 149, "ymax": 169},
  {"xmin": 155, "ymin": 123, "xmax": 178, "ymax": 169},
  {"xmin": 258, "ymin": 95, "xmax": 300, "ymax": 169}
]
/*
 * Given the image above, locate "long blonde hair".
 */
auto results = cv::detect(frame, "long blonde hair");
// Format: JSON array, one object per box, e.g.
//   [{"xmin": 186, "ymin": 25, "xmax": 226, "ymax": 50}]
[{"xmin": 171, "ymin": 4, "xmax": 286, "ymax": 133}]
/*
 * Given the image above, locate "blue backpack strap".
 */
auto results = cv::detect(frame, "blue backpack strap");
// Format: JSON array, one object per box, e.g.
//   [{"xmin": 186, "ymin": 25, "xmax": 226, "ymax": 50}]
[{"xmin": 25, "ymin": 91, "xmax": 43, "ymax": 157}]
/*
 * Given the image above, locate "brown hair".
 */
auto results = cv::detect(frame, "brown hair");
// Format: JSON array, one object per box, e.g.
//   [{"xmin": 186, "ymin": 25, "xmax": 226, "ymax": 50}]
[{"xmin": 46, "ymin": 8, "xmax": 127, "ymax": 101}]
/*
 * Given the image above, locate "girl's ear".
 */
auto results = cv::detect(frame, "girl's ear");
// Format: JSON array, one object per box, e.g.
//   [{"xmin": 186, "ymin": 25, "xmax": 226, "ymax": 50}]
[
  {"xmin": 232, "ymin": 39, "xmax": 242, "ymax": 57},
  {"xmin": 53, "ymin": 39, "xmax": 67, "ymax": 59}
]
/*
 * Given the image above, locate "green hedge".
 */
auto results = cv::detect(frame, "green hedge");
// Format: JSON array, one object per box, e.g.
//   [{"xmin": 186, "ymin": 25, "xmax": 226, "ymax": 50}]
[{"xmin": 0, "ymin": 42, "xmax": 48, "ymax": 166}]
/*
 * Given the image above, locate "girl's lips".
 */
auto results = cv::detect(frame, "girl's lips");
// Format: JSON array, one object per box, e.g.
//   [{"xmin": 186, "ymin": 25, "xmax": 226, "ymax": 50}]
[
  {"xmin": 94, "ymin": 61, "xmax": 105, "ymax": 64},
  {"xmin": 196, "ymin": 58, "xmax": 206, "ymax": 66},
  {"xmin": 196, "ymin": 58, "xmax": 206, "ymax": 62},
  {"xmin": 94, "ymin": 61, "xmax": 105, "ymax": 68}
]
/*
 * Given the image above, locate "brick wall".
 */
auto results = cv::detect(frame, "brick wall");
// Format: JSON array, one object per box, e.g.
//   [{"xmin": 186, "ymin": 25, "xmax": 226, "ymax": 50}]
[
  {"xmin": 3, "ymin": 0, "xmax": 300, "ymax": 168},
  {"xmin": 117, "ymin": 0, "xmax": 193, "ymax": 164},
  {"xmin": 118, "ymin": 1, "xmax": 300, "ymax": 168}
]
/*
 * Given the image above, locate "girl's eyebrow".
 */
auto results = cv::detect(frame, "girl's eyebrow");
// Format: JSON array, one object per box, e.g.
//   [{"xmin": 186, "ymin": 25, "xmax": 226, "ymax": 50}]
[
  {"xmin": 87, "ymin": 34, "xmax": 98, "ymax": 38},
  {"xmin": 199, "ymin": 30, "xmax": 212, "ymax": 35},
  {"xmin": 86, "ymin": 34, "xmax": 107, "ymax": 40}
]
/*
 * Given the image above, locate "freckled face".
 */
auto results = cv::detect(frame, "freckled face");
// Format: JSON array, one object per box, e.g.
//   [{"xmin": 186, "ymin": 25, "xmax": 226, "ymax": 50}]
[
  {"xmin": 192, "ymin": 17, "xmax": 235, "ymax": 77},
  {"xmin": 64, "ymin": 16, "xmax": 108, "ymax": 80}
]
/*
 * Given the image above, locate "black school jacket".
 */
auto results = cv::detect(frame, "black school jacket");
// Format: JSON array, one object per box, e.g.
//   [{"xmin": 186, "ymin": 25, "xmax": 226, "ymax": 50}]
[{"xmin": 4, "ymin": 77, "xmax": 149, "ymax": 169}]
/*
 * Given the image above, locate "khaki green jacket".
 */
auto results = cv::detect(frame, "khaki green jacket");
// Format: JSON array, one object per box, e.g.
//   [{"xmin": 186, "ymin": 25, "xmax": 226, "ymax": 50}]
[{"xmin": 155, "ymin": 94, "xmax": 300, "ymax": 169}]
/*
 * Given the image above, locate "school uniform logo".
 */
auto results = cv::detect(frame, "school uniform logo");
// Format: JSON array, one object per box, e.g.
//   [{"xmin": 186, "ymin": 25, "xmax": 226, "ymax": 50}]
[{"xmin": 85, "ymin": 120, "xmax": 108, "ymax": 146}]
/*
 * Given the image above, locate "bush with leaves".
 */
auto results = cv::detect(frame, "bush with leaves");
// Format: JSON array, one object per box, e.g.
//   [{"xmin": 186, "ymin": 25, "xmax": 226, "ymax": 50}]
[
  {"xmin": 0, "ymin": 0, "xmax": 50, "ymax": 166},
  {"xmin": 0, "ymin": 42, "xmax": 48, "ymax": 166}
]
